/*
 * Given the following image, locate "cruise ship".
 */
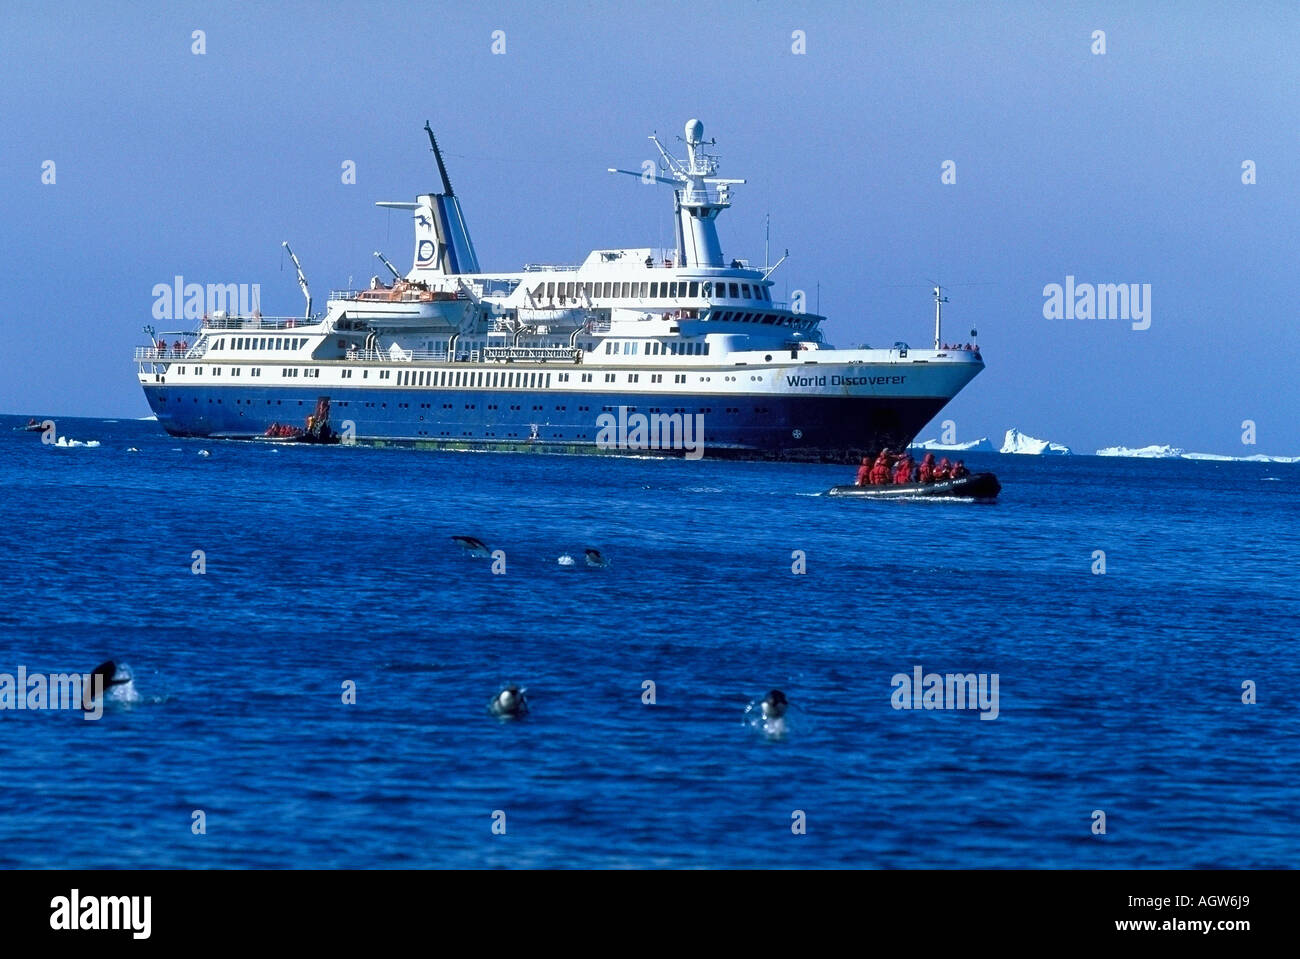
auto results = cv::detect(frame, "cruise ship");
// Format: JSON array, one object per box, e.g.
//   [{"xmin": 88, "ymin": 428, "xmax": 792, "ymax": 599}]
[{"xmin": 135, "ymin": 119, "xmax": 985, "ymax": 461}]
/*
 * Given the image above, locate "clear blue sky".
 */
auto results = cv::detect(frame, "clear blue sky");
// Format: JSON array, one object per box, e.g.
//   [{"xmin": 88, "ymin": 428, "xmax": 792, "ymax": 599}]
[{"xmin": 3, "ymin": 0, "xmax": 1296, "ymax": 454}]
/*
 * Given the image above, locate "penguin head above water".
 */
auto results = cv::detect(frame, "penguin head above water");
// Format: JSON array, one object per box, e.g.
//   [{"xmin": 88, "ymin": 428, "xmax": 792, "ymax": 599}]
[
  {"xmin": 583, "ymin": 548, "xmax": 609, "ymax": 568},
  {"xmin": 489, "ymin": 685, "xmax": 528, "ymax": 718},
  {"xmin": 761, "ymin": 689, "xmax": 788, "ymax": 720}
]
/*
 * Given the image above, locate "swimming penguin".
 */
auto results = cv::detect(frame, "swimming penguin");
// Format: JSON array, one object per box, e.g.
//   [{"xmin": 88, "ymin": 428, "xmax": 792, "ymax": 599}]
[
  {"xmin": 761, "ymin": 690, "xmax": 788, "ymax": 720},
  {"xmin": 83, "ymin": 660, "xmax": 132, "ymax": 711},
  {"xmin": 488, "ymin": 685, "xmax": 528, "ymax": 719},
  {"xmin": 452, "ymin": 535, "xmax": 491, "ymax": 557},
  {"xmin": 583, "ymin": 548, "xmax": 609, "ymax": 568},
  {"xmin": 759, "ymin": 686, "xmax": 785, "ymax": 732}
]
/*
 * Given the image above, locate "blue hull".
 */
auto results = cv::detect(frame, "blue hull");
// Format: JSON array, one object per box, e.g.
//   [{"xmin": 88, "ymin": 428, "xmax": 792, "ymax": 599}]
[{"xmin": 142, "ymin": 383, "xmax": 955, "ymax": 462}]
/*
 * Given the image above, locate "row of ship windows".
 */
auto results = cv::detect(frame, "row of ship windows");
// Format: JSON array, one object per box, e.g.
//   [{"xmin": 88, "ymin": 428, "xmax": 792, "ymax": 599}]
[
  {"xmin": 163, "ymin": 396, "xmax": 773, "ymax": 417},
  {"xmin": 174, "ymin": 367, "xmax": 709, "ymax": 386},
  {"xmin": 397, "ymin": 369, "xmax": 552, "ymax": 389},
  {"xmin": 214, "ymin": 337, "xmax": 307, "ymax": 351},
  {"xmin": 604, "ymin": 340, "xmax": 709, "ymax": 356},
  {"xmin": 533, "ymin": 280, "xmax": 772, "ymax": 302}
]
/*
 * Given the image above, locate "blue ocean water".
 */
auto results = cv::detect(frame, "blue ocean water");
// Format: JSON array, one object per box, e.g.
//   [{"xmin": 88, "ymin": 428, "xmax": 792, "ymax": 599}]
[{"xmin": 1, "ymin": 414, "xmax": 1296, "ymax": 868}]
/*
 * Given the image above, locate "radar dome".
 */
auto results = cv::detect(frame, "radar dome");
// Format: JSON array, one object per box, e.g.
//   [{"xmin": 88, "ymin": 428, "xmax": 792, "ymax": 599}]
[{"xmin": 685, "ymin": 118, "xmax": 704, "ymax": 143}]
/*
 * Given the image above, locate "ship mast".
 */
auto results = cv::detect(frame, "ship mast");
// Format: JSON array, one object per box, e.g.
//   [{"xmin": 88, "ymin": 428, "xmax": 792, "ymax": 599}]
[
  {"xmin": 933, "ymin": 285, "xmax": 949, "ymax": 349},
  {"xmin": 608, "ymin": 119, "xmax": 745, "ymax": 268}
]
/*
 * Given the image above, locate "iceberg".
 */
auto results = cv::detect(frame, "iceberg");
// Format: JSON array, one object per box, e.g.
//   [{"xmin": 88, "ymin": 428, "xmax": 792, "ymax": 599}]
[
  {"xmin": 1096, "ymin": 445, "xmax": 1185, "ymax": 458},
  {"xmin": 1181, "ymin": 452, "xmax": 1300, "ymax": 463},
  {"xmin": 1095, "ymin": 445, "xmax": 1299, "ymax": 463},
  {"xmin": 909, "ymin": 436, "xmax": 996, "ymax": 452},
  {"xmin": 1000, "ymin": 428, "xmax": 1071, "ymax": 455}
]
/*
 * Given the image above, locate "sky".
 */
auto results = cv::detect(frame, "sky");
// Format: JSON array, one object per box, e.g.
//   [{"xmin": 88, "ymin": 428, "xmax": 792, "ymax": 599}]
[{"xmin": 2, "ymin": 0, "xmax": 1296, "ymax": 454}]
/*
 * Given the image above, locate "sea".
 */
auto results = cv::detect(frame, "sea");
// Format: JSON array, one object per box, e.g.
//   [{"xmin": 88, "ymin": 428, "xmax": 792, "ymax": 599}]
[{"xmin": 1, "ymin": 414, "xmax": 1296, "ymax": 868}]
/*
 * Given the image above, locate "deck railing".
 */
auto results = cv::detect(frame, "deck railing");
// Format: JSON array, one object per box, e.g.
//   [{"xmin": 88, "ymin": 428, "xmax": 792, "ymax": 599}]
[
  {"xmin": 201, "ymin": 315, "xmax": 319, "ymax": 331},
  {"xmin": 134, "ymin": 347, "xmax": 199, "ymax": 362}
]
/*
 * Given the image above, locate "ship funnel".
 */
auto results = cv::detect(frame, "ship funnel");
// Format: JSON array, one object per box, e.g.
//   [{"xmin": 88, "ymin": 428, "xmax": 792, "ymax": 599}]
[
  {"xmin": 388, "ymin": 124, "xmax": 479, "ymax": 277},
  {"xmin": 409, "ymin": 192, "xmax": 479, "ymax": 276}
]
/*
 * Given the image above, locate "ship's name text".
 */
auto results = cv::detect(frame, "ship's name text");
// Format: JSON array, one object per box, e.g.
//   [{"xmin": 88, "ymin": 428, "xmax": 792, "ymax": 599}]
[{"xmin": 785, "ymin": 375, "xmax": 906, "ymax": 388}]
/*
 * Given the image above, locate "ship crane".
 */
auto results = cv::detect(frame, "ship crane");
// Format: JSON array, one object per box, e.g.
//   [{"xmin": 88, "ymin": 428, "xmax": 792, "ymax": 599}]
[
  {"xmin": 373, "ymin": 251, "xmax": 402, "ymax": 280},
  {"xmin": 282, "ymin": 241, "xmax": 312, "ymax": 319}
]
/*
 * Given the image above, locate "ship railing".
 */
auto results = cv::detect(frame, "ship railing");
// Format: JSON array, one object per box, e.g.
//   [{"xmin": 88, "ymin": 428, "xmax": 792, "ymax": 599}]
[
  {"xmin": 482, "ymin": 345, "xmax": 580, "ymax": 363},
  {"xmin": 489, "ymin": 315, "xmax": 611, "ymax": 334},
  {"xmin": 522, "ymin": 263, "xmax": 582, "ymax": 272},
  {"xmin": 342, "ymin": 348, "xmax": 452, "ymax": 364},
  {"xmin": 134, "ymin": 347, "xmax": 205, "ymax": 362},
  {"xmin": 202, "ymin": 315, "xmax": 319, "ymax": 331},
  {"xmin": 679, "ymin": 186, "xmax": 726, "ymax": 207},
  {"xmin": 327, "ymin": 289, "xmax": 468, "ymax": 302}
]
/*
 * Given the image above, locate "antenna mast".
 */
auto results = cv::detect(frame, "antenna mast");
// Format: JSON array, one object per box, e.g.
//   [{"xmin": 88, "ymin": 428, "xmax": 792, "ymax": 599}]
[
  {"xmin": 933, "ymin": 285, "xmax": 949, "ymax": 349},
  {"xmin": 424, "ymin": 121, "xmax": 455, "ymax": 196}
]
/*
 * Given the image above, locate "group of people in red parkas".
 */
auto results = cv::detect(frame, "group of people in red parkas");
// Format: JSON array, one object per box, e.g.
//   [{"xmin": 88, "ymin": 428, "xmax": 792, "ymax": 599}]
[{"xmin": 855, "ymin": 450, "xmax": 970, "ymax": 486}]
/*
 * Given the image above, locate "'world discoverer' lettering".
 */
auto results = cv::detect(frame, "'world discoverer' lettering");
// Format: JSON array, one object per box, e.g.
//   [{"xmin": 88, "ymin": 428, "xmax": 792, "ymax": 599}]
[{"xmin": 785, "ymin": 374, "xmax": 907, "ymax": 388}]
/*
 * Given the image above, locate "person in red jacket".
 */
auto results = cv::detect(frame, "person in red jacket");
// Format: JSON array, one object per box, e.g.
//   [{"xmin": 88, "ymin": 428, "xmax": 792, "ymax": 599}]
[
  {"xmin": 855, "ymin": 456, "xmax": 871, "ymax": 486},
  {"xmin": 918, "ymin": 452, "xmax": 936, "ymax": 483},
  {"xmin": 869, "ymin": 451, "xmax": 892, "ymax": 485},
  {"xmin": 893, "ymin": 453, "xmax": 915, "ymax": 484}
]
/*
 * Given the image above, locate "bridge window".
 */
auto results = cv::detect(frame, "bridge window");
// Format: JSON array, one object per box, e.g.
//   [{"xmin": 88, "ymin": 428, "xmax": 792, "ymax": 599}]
[
  {"xmin": 689, "ymin": 282, "xmax": 699, "ymax": 297},
  {"xmin": 546, "ymin": 282, "xmax": 554, "ymax": 299},
  {"xmin": 728, "ymin": 283, "xmax": 739, "ymax": 298},
  {"xmin": 650, "ymin": 282, "xmax": 659, "ymax": 297},
  {"xmin": 741, "ymin": 284, "xmax": 751, "ymax": 298}
]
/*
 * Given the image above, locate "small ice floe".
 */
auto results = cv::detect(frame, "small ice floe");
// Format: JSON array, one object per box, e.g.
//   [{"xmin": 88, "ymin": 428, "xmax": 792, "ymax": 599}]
[
  {"xmin": 488, "ymin": 685, "xmax": 528, "ymax": 720},
  {"xmin": 197, "ymin": 449, "xmax": 211, "ymax": 457},
  {"xmin": 452, "ymin": 535, "xmax": 491, "ymax": 557},
  {"xmin": 557, "ymin": 553, "xmax": 577, "ymax": 567},
  {"xmin": 743, "ymin": 689, "xmax": 792, "ymax": 739},
  {"xmin": 54, "ymin": 437, "xmax": 101, "ymax": 448},
  {"xmin": 126, "ymin": 447, "xmax": 140, "ymax": 453}
]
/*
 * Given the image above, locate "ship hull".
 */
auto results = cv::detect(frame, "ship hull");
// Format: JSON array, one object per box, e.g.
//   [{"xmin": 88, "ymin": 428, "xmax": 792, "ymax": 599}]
[{"xmin": 142, "ymin": 383, "xmax": 960, "ymax": 463}]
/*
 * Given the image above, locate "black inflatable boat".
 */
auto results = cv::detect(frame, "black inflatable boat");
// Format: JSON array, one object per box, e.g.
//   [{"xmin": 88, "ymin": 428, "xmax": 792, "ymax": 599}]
[{"xmin": 827, "ymin": 472, "xmax": 1001, "ymax": 501}]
